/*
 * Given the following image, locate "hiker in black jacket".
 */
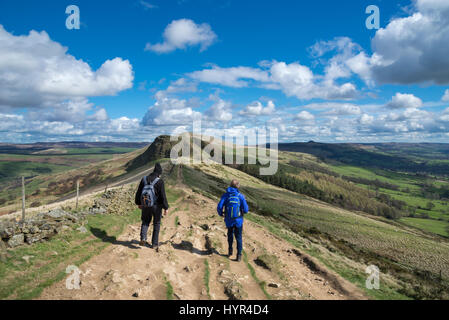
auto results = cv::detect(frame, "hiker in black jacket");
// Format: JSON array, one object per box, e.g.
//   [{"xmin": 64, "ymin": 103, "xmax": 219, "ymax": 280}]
[{"xmin": 135, "ymin": 163, "xmax": 169, "ymax": 251}]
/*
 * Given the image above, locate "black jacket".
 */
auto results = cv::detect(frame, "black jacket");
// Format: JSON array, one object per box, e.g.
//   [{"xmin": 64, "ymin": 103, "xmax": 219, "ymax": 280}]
[{"xmin": 135, "ymin": 172, "xmax": 169, "ymax": 210}]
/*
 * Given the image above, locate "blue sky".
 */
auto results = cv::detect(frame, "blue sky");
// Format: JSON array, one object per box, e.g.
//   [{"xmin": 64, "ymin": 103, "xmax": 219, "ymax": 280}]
[{"xmin": 0, "ymin": 0, "xmax": 449, "ymax": 143}]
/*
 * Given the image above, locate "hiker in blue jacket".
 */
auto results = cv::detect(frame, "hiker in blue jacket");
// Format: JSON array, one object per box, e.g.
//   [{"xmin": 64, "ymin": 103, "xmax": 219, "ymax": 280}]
[{"xmin": 217, "ymin": 180, "xmax": 249, "ymax": 262}]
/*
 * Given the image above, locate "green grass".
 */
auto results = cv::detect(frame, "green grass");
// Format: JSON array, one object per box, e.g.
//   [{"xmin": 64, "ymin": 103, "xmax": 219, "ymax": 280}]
[
  {"xmin": 244, "ymin": 213, "xmax": 409, "ymax": 300},
  {"xmin": 64, "ymin": 147, "xmax": 138, "ymax": 154},
  {"xmin": 0, "ymin": 161, "xmax": 74, "ymax": 181},
  {"xmin": 242, "ymin": 250, "xmax": 271, "ymax": 300},
  {"xmin": 175, "ymin": 216, "xmax": 179, "ymax": 228},
  {"xmin": 164, "ymin": 276, "xmax": 174, "ymax": 300},
  {"xmin": 203, "ymin": 259, "xmax": 211, "ymax": 299},
  {"xmin": 401, "ymin": 217, "xmax": 449, "ymax": 237},
  {"xmin": 0, "ymin": 209, "xmax": 141, "ymax": 300}
]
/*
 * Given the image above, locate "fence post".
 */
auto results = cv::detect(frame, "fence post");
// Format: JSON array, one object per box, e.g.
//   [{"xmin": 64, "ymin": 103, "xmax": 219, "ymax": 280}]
[
  {"xmin": 76, "ymin": 180, "xmax": 79, "ymax": 210},
  {"xmin": 21, "ymin": 176, "xmax": 25, "ymax": 221}
]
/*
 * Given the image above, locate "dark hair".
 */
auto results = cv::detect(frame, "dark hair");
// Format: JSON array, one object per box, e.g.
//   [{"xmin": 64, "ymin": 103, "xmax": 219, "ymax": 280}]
[{"xmin": 154, "ymin": 162, "xmax": 163, "ymax": 176}]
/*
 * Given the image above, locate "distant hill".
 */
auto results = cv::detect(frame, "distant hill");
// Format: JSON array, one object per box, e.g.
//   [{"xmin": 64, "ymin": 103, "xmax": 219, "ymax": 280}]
[
  {"xmin": 0, "ymin": 142, "xmax": 149, "ymax": 155},
  {"xmin": 277, "ymin": 142, "xmax": 449, "ymax": 175}
]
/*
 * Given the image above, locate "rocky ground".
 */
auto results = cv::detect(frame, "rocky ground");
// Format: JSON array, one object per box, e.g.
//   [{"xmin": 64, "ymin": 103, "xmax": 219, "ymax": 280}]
[{"xmin": 37, "ymin": 187, "xmax": 366, "ymax": 300}]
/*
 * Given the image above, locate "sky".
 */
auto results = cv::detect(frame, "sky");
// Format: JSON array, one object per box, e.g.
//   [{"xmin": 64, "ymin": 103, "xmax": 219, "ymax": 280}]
[{"xmin": 0, "ymin": 0, "xmax": 449, "ymax": 143}]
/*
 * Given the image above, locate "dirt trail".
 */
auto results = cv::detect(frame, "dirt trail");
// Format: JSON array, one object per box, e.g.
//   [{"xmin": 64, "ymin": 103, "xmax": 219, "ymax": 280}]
[{"xmin": 38, "ymin": 180, "xmax": 366, "ymax": 300}]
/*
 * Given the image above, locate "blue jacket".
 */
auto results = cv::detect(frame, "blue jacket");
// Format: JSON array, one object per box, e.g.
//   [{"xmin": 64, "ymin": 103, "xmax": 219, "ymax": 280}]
[{"xmin": 217, "ymin": 187, "xmax": 249, "ymax": 228}]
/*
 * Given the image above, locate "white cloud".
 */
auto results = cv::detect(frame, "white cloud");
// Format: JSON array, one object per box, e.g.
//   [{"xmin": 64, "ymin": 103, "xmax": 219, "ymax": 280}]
[
  {"xmin": 27, "ymin": 99, "xmax": 109, "ymax": 123},
  {"xmin": 0, "ymin": 25, "xmax": 134, "ymax": 109},
  {"xmin": 295, "ymin": 111, "xmax": 315, "ymax": 121},
  {"xmin": 239, "ymin": 100, "xmax": 275, "ymax": 116},
  {"xmin": 322, "ymin": 103, "xmax": 361, "ymax": 116},
  {"xmin": 142, "ymin": 91, "xmax": 201, "ymax": 126},
  {"xmin": 386, "ymin": 93, "xmax": 423, "ymax": 109},
  {"xmin": 189, "ymin": 60, "xmax": 358, "ymax": 100},
  {"xmin": 189, "ymin": 66, "xmax": 270, "ymax": 88},
  {"xmin": 270, "ymin": 61, "xmax": 357, "ymax": 100},
  {"xmin": 139, "ymin": 1, "xmax": 158, "ymax": 10},
  {"xmin": 359, "ymin": 114, "xmax": 374, "ymax": 125},
  {"xmin": 0, "ymin": 111, "xmax": 145, "ymax": 142},
  {"xmin": 205, "ymin": 97, "xmax": 233, "ymax": 121},
  {"xmin": 356, "ymin": 0, "xmax": 449, "ymax": 85},
  {"xmin": 442, "ymin": 89, "xmax": 449, "ymax": 102},
  {"xmin": 164, "ymin": 78, "xmax": 197, "ymax": 94},
  {"xmin": 145, "ymin": 19, "xmax": 217, "ymax": 53}
]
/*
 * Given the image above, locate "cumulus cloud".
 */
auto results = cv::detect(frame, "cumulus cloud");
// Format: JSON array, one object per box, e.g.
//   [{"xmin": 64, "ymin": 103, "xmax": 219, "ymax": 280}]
[
  {"xmin": 190, "ymin": 61, "xmax": 358, "ymax": 100},
  {"xmin": 386, "ymin": 93, "xmax": 423, "ymax": 109},
  {"xmin": 239, "ymin": 100, "xmax": 275, "ymax": 116},
  {"xmin": 346, "ymin": 0, "xmax": 449, "ymax": 85},
  {"xmin": 269, "ymin": 61, "xmax": 358, "ymax": 100},
  {"xmin": 142, "ymin": 91, "xmax": 201, "ymax": 126},
  {"xmin": 145, "ymin": 19, "xmax": 217, "ymax": 53},
  {"xmin": 359, "ymin": 114, "xmax": 374, "ymax": 125},
  {"xmin": 0, "ymin": 25, "xmax": 134, "ymax": 109},
  {"xmin": 295, "ymin": 111, "xmax": 315, "ymax": 122},
  {"xmin": 204, "ymin": 97, "xmax": 233, "ymax": 121}
]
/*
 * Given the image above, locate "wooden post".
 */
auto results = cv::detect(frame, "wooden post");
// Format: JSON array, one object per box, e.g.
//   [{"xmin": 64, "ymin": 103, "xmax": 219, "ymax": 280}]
[
  {"xmin": 76, "ymin": 180, "xmax": 79, "ymax": 210},
  {"xmin": 21, "ymin": 176, "xmax": 25, "ymax": 221}
]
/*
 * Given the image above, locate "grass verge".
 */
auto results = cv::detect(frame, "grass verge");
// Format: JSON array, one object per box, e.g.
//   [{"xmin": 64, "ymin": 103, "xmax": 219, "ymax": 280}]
[
  {"xmin": 0, "ymin": 209, "xmax": 141, "ymax": 300},
  {"xmin": 242, "ymin": 250, "xmax": 271, "ymax": 299}
]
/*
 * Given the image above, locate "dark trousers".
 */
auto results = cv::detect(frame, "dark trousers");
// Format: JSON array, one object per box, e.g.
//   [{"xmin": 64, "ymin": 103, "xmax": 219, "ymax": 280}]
[
  {"xmin": 140, "ymin": 206, "xmax": 162, "ymax": 246},
  {"xmin": 227, "ymin": 225, "xmax": 243, "ymax": 256}
]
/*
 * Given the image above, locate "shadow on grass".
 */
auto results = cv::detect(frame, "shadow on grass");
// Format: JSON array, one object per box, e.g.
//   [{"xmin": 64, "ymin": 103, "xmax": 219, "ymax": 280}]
[{"xmin": 90, "ymin": 227, "xmax": 140, "ymax": 249}]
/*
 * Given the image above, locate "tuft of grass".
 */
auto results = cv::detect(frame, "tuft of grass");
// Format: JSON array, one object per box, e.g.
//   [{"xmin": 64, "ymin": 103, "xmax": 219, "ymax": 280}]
[
  {"xmin": 203, "ymin": 259, "xmax": 211, "ymax": 299},
  {"xmin": 242, "ymin": 251, "xmax": 271, "ymax": 299},
  {"xmin": 164, "ymin": 276, "xmax": 174, "ymax": 300}
]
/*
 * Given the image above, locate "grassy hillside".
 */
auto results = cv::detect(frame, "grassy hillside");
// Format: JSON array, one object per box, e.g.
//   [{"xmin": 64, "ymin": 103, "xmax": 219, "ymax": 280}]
[
  {"xmin": 177, "ymin": 162, "xmax": 449, "ymax": 300},
  {"xmin": 273, "ymin": 144, "xmax": 449, "ymax": 238},
  {"xmin": 0, "ymin": 144, "xmax": 150, "ymax": 215},
  {"xmin": 2, "ymin": 135, "xmax": 449, "ymax": 300}
]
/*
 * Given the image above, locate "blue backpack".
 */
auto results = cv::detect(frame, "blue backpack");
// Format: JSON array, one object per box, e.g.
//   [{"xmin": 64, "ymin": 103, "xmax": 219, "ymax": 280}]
[
  {"xmin": 141, "ymin": 176, "xmax": 159, "ymax": 208},
  {"xmin": 225, "ymin": 192, "xmax": 241, "ymax": 220}
]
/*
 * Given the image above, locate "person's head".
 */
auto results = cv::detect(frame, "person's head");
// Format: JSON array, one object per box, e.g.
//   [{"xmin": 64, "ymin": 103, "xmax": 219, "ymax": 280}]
[
  {"xmin": 153, "ymin": 162, "xmax": 163, "ymax": 176},
  {"xmin": 230, "ymin": 179, "xmax": 240, "ymax": 189}
]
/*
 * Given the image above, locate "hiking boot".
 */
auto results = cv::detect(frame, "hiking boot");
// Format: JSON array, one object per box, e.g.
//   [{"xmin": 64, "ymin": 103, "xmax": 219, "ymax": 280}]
[
  {"xmin": 139, "ymin": 240, "xmax": 149, "ymax": 246},
  {"xmin": 236, "ymin": 255, "xmax": 242, "ymax": 262}
]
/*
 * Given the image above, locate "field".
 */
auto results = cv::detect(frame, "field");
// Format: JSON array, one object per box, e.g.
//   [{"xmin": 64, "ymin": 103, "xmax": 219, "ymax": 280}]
[
  {"xmin": 277, "ymin": 143, "xmax": 449, "ymax": 238},
  {"xmin": 0, "ymin": 143, "xmax": 148, "ymax": 215}
]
